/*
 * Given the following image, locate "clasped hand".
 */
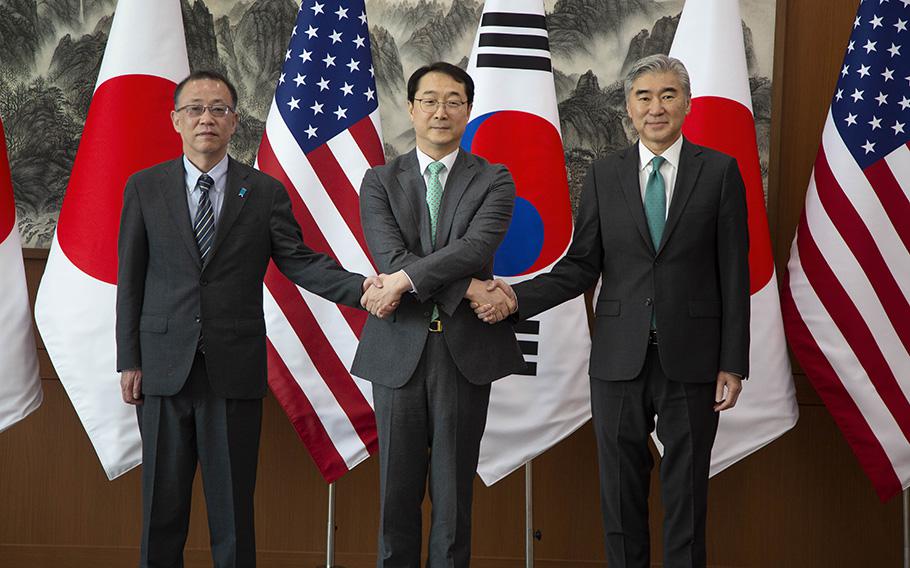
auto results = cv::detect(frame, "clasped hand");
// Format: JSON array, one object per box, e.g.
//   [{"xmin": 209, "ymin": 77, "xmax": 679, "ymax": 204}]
[
  {"xmin": 361, "ymin": 271, "xmax": 410, "ymax": 319},
  {"xmin": 468, "ymin": 278, "xmax": 516, "ymax": 324},
  {"xmin": 361, "ymin": 274, "xmax": 516, "ymax": 323}
]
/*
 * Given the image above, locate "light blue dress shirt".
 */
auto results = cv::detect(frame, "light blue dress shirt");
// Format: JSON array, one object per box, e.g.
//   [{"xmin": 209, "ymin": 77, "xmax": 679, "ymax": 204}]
[{"xmin": 183, "ymin": 154, "xmax": 229, "ymax": 229}]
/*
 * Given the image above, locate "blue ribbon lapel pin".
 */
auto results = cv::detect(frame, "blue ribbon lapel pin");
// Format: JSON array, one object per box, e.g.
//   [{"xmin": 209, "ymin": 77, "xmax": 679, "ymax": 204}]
[{"xmin": 239, "ymin": 187, "xmax": 248, "ymax": 198}]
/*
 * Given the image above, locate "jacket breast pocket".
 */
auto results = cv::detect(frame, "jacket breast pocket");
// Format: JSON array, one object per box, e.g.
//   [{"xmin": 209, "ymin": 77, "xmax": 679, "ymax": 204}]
[
  {"xmin": 688, "ymin": 300, "xmax": 721, "ymax": 318},
  {"xmin": 139, "ymin": 315, "xmax": 168, "ymax": 333},
  {"xmin": 595, "ymin": 300, "xmax": 620, "ymax": 317}
]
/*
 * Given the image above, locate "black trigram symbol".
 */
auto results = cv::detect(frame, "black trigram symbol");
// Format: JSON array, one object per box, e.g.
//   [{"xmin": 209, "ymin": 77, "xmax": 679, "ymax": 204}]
[
  {"xmin": 476, "ymin": 12, "xmax": 551, "ymax": 72},
  {"xmin": 514, "ymin": 319, "xmax": 540, "ymax": 376}
]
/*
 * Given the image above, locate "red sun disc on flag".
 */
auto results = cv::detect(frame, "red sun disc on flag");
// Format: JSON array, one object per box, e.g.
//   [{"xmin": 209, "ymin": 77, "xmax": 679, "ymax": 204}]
[{"xmin": 57, "ymin": 74, "xmax": 183, "ymax": 285}]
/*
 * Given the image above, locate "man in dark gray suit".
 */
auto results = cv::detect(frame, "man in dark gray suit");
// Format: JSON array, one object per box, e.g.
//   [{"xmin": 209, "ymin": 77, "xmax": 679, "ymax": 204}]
[
  {"xmin": 116, "ymin": 70, "xmax": 378, "ymax": 568},
  {"xmin": 477, "ymin": 55, "xmax": 750, "ymax": 568},
  {"xmin": 352, "ymin": 62, "xmax": 525, "ymax": 567}
]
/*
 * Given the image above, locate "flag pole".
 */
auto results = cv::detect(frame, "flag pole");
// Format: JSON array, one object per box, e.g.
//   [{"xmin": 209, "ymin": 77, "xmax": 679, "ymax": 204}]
[
  {"xmin": 322, "ymin": 481, "xmax": 340, "ymax": 568},
  {"xmin": 903, "ymin": 488, "xmax": 909, "ymax": 568},
  {"xmin": 525, "ymin": 460, "xmax": 534, "ymax": 568}
]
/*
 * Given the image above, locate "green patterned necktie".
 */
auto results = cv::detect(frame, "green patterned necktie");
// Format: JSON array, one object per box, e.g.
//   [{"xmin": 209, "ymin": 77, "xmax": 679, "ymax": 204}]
[
  {"xmin": 644, "ymin": 155, "xmax": 667, "ymax": 249},
  {"xmin": 426, "ymin": 161, "xmax": 445, "ymax": 321},
  {"xmin": 426, "ymin": 161, "xmax": 445, "ymax": 246}
]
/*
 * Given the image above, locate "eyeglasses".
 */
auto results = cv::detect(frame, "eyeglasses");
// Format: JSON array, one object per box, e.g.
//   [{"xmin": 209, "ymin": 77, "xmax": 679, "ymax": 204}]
[
  {"xmin": 413, "ymin": 98, "xmax": 468, "ymax": 113},
  {"xmin": 176, "ymin": 104, "xmax": 235, "ymax": 118}
]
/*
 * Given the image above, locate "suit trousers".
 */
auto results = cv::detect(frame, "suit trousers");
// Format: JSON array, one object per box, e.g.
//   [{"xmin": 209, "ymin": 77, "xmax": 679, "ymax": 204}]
[
  {"xmin": 590, "ymin": 343, "xmax": 718, "ymax": 568},
  {"xmin": 137, "ymin": 352, "xmax": 263, "ymax": 568},
  {"xmin": 372, "ymin": 332, "xmax": 491, "ymax": 568}
]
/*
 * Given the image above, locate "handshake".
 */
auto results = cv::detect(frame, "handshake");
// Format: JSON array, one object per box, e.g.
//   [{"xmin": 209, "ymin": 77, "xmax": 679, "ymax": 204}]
[{"xmin": 360, "ymin": 272, "xmax": 517, "ymax": 324}]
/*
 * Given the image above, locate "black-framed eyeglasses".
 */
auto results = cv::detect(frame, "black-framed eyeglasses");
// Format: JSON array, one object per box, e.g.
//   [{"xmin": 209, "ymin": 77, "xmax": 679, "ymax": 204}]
[
  {"xmin": 413, "ymin": 98, "xmax": 468, "ymax": 113},
  {"xmin": 176, "ymin": 104, "xmax": 235, "ymax": 118}
]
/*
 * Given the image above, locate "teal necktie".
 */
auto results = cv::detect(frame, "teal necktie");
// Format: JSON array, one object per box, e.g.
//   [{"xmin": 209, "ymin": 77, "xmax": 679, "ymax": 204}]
[
  {"xmin": 644, "ymin": 155, "xmax": 667, "ymax": 249},
  {"xmin": 426, "ymin": 161, "xmax": 445, "ymax": 246},
  {"xmin": 644, "ymin": 156, "xmax": 666, "ymax": 330},
  {"xmin": 426, "ymin": 161, "xmax": 445, "ymax": 321}
]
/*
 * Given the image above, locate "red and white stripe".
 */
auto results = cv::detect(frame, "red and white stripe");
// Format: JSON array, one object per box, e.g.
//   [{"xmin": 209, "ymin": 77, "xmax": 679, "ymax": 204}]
[
  {"xmin": 783, "ymin": 110, "xmax": 910, "ymax": 501},
  {"xmin": 669, "ymin": 0, "xmax": 798, "ymax": 475},
  {"xmin": 0, "ymin": 116, "xmax": 42, "ymax": 432},
  {"xmin": 34, "ymin": 0, "xmax": 187, "ymax": 479},
  {"xmin": 256, "ymin": 102, "xmax": 383, "ymax": 482}
]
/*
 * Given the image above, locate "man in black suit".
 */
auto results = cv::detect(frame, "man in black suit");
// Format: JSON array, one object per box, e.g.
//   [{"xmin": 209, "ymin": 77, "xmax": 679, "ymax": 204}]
[
  {"xmin": 353, "ymin": 62, "xmax": 525, "ymax": 567},
  {"xmin": 116, "ymin": 70, "xmax": 378, "ymax": 567},
  {"xmin": 477, "ymin": 54, "xmax": 750, "ymax": 568}
]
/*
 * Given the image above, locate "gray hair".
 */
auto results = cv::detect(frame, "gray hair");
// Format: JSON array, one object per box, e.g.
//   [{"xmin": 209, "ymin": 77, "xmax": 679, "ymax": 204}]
[{"xmin": 623, "ymin": 54, "xmax": 691, "ymax": 103}]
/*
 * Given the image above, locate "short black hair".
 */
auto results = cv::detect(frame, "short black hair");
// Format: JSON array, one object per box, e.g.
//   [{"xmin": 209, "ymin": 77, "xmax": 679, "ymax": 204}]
[
  {"xmin": 407, "ymin": 62, "xmax": 474, "ymax": 104},
  {"xmin": 173, "ymin": 70, "xmax": 238, "ymax": 108}
]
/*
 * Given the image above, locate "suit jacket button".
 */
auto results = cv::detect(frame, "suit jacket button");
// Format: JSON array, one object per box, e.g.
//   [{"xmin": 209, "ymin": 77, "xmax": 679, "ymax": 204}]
[
  {"xmin": 200, "ymin": 279, "xmax": 208, "ymax": 286},
  {"xmin": 644, "ymin": 298, "xmax": 653, "ymax": 306},
  {"xmin": 423, "ymin": 312, "xmax": 430, "ymax": 317},
  {"xmin": 195, "ymin": 316, "xmax": 201, "ymax": 323}
]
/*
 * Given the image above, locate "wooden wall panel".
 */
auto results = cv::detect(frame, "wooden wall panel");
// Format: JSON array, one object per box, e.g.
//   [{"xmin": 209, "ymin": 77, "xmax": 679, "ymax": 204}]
[
  {"xmin": 1, "ymin": 1, "xmax": 903, "ymax": 566},
  {"xmin": 1, "ymin": 383, "xmax": 902, "ymax": 567},
  {"xmin": 767, "ymin": 0, "xmax": 857, "ymax": 259}
]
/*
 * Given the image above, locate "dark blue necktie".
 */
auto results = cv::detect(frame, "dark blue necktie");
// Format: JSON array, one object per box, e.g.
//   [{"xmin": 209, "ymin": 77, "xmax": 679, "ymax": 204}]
[{"xmin": 193, "ymin": 173, "xmax": 215, "ymax": 264}]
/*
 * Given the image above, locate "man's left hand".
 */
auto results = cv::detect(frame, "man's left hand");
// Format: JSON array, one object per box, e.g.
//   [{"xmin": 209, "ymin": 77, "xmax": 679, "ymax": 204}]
[
  {"xmin": 363, "ymin": 274, "xmax": 385, "ymax": 293},
  {"xmin": 714, "ymin": 371, "xmax": 742, "ymax": 412}
]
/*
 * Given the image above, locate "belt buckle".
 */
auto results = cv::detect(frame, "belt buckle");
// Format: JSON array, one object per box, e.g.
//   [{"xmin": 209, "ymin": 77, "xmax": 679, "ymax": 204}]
[{"xmin": 429, "ymin": 319, "xmax": 442, "ymax": 333}]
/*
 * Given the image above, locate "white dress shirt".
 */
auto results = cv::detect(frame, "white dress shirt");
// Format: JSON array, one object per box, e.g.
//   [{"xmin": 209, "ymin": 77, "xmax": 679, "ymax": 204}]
[
  {"xmin": 636, "ymin": 135, "xmax": 683, "ymax": 219},
  {"xmin": 402, "ymin": 147, "xmax": 460, "ymax": 293},
  {"xmin": 416, "ymin": 147, "xmax": 459, "ymax": 193}
]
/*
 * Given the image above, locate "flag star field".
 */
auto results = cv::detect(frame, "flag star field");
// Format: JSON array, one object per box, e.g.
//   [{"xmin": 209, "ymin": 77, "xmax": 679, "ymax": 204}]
[{"xmin": 276, "ymin": 1, "xmax": 378, "ymax": 154}]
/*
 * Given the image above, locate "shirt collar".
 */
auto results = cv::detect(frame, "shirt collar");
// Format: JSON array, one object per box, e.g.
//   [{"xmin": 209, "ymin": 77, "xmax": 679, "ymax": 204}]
[
  {"xmin": 637, "ymin": 135, "xmax": 684, "ymax": 172},
  {"xmin": 183, "ymin": 154, "xmax": 229, "ymax": 192},
  {"xmin": 416, "ymin": 147, "xmax": 459, "ymax": 175}
]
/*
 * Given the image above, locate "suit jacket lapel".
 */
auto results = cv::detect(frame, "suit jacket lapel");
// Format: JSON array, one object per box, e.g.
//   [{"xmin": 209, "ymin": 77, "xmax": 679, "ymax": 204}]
[
  {"xmin": 396, "ymin": 150, "xmax": 433, "ymax": 255},
  {"xmin": 160, "ymin": 158, "xmax": 202, "ymax": 269},
  {"xmin": 658, "ymin": 138, "xmax": 703, "ymax": 254},
  {"xmin": 617, "ymin": 144, "xmax": 655, "ymax": 254},
  {"xmin": 436, "ymin": 149, "xmax": 476, "ymax": 248},
  {"xmin": 206, "ymin": 157, "xmax": 250, "ymax": 267}
]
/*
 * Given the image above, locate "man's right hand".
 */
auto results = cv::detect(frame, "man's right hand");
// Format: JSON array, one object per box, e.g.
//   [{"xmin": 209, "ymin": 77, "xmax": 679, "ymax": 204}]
[
  {"xmin": 361, "ymin": 270, "xmax": 410, "ymax": 319},
  {"xmin": 121, "ymin": 369, "xmax": 143, "ymax": 405},
  {"xmin": 467, "ymin": 278, "xmax": 516, "ymax": 324}
]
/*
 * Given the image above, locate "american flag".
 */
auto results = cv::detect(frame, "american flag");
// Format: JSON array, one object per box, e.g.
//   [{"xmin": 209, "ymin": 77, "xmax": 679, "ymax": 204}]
[
  {"xmin": 781, "ymin": 0, "xmax": 910, "ymax": 501},
  {"xmin": 255, "ymin": 0, "xmax": 383, "ymax": 482}
]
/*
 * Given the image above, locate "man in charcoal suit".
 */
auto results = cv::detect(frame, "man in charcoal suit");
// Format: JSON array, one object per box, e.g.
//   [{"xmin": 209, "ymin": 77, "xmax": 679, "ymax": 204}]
[
  {"xmin": 116, "ymin": 70, "xmax": 379, "ymax": 568},
  {"xmin": 477, "ymin": 54, "xmax": 750, "ymax": 568},
  {"xmin": 352, "ymin": 62, "xmax": 525, "ymax": 567}
]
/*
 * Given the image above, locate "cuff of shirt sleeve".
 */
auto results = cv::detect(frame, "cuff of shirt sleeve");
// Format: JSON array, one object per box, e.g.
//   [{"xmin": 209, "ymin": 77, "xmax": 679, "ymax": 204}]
[{"xmin": 402, "ymin": 270, "xmax": 417, "ymax": 294}]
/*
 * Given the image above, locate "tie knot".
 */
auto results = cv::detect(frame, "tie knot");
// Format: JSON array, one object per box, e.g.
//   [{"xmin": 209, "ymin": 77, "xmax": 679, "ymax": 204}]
[
  {"xmin": 427, "ymin": 161, "xmax": 445, "ymax": 177},
  {"xmin": 650, "ymin": 155, "xmax": 666, "ymax": 172},
  {"xmin": 196, "ymin": 173, "xmax": 214, "ymax": 193}
]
